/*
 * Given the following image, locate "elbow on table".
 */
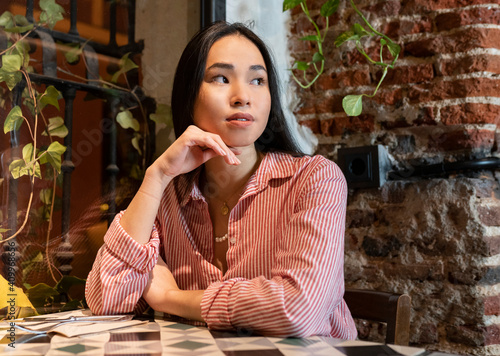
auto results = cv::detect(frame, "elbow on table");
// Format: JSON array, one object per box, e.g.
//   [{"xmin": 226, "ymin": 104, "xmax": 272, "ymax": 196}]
[{"xmin": 270, "ymin": 301, "xmax": 328, "ymax": 338}]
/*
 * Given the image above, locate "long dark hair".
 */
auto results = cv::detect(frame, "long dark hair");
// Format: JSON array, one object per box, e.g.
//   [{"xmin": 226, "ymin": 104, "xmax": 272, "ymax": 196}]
[{"xmin": 171, "ymin": 21, "xmax": 303, "ymax": 154}]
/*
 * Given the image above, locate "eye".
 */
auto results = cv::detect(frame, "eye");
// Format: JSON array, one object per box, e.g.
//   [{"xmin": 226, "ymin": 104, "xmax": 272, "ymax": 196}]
[
  {"xmin": 213, "ymin": 75, "xmax": 229, "ymax": 84},
  {"xmin": 251, "ymin": 78, "xmax": 266, "ymax": 86}
]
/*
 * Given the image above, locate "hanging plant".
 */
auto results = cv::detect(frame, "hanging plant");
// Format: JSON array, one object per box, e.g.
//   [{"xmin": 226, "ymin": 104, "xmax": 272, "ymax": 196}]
[{"xmin": 283, "ymin": 0, "xmax": 400, "ymax": 116}]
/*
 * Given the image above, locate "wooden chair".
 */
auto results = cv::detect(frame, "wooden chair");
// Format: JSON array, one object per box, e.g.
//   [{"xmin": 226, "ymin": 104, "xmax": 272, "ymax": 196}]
[{"xmin": 343, "ymin": 288, "xmax": 411, "ymax": 346}]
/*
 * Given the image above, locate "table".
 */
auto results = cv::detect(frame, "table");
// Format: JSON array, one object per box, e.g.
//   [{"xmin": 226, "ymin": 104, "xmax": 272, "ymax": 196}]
[{"xmin": 1, "ymin": 310, "xmax": 451, "ymax": 356}]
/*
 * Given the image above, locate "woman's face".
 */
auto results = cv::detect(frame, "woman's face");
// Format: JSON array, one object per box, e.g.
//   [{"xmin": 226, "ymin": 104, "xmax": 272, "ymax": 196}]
[{"xmin": 193, "ymin": 34, "xmax": 271, "ymax": 150}]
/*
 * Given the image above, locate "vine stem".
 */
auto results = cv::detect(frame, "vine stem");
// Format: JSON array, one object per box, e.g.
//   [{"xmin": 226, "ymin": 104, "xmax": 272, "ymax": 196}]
[
  {"xmin": 0, "ymin": 28, "xmax": 35, "ymax": 57},
  {"xmin": 45, "ymin": 169, "xmax": 61, "ymax": 284},
  {"xmin": 292, "ymin": 1, "xmax": 327, "ymax": 89}
]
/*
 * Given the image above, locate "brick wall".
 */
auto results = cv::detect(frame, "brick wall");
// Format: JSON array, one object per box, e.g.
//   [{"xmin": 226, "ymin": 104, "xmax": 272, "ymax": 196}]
[{"xmin": 288, "ymin": 1, "xmax": 500, "ymax": 354}]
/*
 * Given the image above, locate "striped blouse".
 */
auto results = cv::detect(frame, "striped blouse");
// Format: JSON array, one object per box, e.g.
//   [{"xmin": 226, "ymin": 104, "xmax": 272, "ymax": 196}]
[{"xmin": 85, "ymin": 151, "xmax": 357, "ymax": 339}]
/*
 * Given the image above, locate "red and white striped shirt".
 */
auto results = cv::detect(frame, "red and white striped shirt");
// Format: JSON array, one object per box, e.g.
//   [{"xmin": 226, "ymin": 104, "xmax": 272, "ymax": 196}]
[{"xmin": 85, "ymin": 151, "xmax": 357, "ymax": 339}]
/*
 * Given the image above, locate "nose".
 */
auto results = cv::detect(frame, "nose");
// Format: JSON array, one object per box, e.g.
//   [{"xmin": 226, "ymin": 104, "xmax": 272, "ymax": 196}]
[{"xmin": 231, "ymin": 82, "xmax": 250, "ymax": 107}]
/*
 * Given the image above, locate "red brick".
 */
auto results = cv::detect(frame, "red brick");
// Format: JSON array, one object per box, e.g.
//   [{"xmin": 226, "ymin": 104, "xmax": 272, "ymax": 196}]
[
  {"xmin": 315, "ymin": 69, "xmax": 371, "ymax": 90},
  {"xmin": 383, "ymin": 261, "xmax": 444, "ymax": 281},
  {"xmin": 372, "ymin": 87, "xmax": 404, "ymax": 106},
  {"xmin": 299, "ymin": 118, "xmax": 321, "ymax": 134},
  {"xmin": 440, "ymin": 103, "xmax": 500, "ymax": 126},
  {"xmin": 437, "ymin": 54, "xmax": 500, "ymax": 76},
  {"xmin": 378, "ymin": 63, "xmax": 434, "ymax": 86},
  {"xmin": 405, "ymin": 28, "xmax": 500, "ymax": 57},
  {"xmin": 383, "ymin": 17, "xmax": 433, "ymax": 38},
  {"xmin": 315, "ymin": 94, "xmax": 344, "ymax": 114},
  {"xmin": 320, "ymin": 114, "xmax": 375, "ymax": 136},
  {"xmin": 428, "ymin": 128, "xmax": 496, "ymax": 151},
  {"xmin": 485, "ymin": 324, "xmax": 500, "ymax": 346},
  {"xmin": 408, "ymin": 78, "xmax": 500, "ymax": 103},
  {"xmin": 291, "ymin": 13, "xmax": 316, "ymax": 35},
  {"xmin": 436, "ymin": 7, "xmax": 500, "ymax": 32},
  {"xmin": 478, "ymin": 205, "xmax": 500, "ymax": 227},
  {"xmin": 485, "ymin": 236, "xmax": 500, "ymax": 256},
  {"xmin": 361, "ymin": 0, "xmax": 401, "ymax": 17},
  {"xmin": 472, "ymin": 177, "xmax": 500, "ymax": 199},
  {"xmin": 446, "ymin": 324, "xmax": 484, "ymax": 347},
  {"xmin": 485, "ymin": 295, "xmax": 500, "ymax": 316},
  {"xmin": 412, "ymin": 106, "xmax": 438, "ymax": 126},
  {"xmin": 402, "ymin": 0, "xmax": 493, "ymax": 14},
  {"xmin": 288, "ymin": 37, "xmax": 315, "ymax": 53}
]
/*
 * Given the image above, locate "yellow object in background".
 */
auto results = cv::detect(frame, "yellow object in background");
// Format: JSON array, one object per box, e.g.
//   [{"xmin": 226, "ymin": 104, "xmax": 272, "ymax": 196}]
[{"xmin": 0, "ymin": 275, "xmax": 37, "ymax": 319}]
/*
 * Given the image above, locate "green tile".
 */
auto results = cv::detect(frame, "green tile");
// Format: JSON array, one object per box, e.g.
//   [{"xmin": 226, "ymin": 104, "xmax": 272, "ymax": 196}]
[
  {"xmin": 168, "ymin": 340, "xmax": 212, "ymax": 350},
  {"xmin": 276, "ymin": 337, "xmax": 319, "ymax": 347},
  {"xmin": 162, "ymin": 323, "xmax": 196, "ymax": 330},
  {"xmin": 55, "ymin": 343, "xmax": 100, "ymax": 354}
]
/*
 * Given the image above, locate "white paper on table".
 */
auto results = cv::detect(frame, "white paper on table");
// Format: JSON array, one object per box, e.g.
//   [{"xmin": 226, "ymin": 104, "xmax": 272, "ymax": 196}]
[{"xmin": 48, "ymin": 320, "xmax": 147, "ymax": 337}]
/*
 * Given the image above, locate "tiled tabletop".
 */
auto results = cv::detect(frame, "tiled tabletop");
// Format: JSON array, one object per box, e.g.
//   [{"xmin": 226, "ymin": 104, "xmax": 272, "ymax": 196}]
[{"xmin": 1, "ymin": 311, "xmax": 452, "ymax": 356}]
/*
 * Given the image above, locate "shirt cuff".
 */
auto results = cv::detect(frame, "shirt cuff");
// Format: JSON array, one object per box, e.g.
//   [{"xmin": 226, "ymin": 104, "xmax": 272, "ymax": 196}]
[
  {"xmin": 201, "ymin": 278, "xmax": 246, "ymax": 330},
  {"xmin": 104, "ymin": 211, "xmax": 160, "ymax": 273}
]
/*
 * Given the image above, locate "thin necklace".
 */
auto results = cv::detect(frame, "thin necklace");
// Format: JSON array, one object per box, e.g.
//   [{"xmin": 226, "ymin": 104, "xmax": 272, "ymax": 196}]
[{"xmin": 218, "ymin": 181, "xmax": 248, "ymax": 216}]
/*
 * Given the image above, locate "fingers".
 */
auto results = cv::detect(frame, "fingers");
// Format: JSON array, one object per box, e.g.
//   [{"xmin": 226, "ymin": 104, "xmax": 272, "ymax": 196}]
[{"xmin": 185, "ymin": 126, "xmax": 241, "ymax": 165}]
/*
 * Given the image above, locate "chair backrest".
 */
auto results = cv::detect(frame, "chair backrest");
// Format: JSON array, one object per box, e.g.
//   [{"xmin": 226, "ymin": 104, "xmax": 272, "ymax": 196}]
[{"xmin": 343, "ymin": 288, "xmax": 411, "ymax": 346}]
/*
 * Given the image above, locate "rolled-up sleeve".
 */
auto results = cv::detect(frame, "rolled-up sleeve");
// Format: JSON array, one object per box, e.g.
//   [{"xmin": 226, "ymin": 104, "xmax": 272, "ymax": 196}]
[
  {"xmin": 85, "ymin": 211, "xmax": 160, "ymax": 315},
  {"xmin": 200, "ymin": 159, "xmax": 357, "ymax": 339}
]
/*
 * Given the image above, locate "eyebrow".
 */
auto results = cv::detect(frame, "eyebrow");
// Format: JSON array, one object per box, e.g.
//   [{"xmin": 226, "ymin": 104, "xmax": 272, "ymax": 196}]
[{"xmin": 206, "ymin": 62, "xmax": 267, "ymax": 72}]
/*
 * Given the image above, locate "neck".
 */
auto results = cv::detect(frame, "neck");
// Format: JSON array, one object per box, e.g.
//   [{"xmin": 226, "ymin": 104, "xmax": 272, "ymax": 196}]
[{"xmin": 202, "ymin": 146, "xmax": 261, "ymax": 201}]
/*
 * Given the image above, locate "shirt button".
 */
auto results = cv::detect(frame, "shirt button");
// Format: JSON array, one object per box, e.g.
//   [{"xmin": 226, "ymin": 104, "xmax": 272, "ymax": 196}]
[{"xmin": 229, "ymin": 237, "xmax": 236, "ymax": 245}]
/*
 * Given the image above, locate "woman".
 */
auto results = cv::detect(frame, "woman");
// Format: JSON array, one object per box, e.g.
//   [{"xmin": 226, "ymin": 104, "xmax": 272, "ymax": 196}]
[{"xmin": 86, "ymin": 21, "xmax": 356, "ymax": 339}]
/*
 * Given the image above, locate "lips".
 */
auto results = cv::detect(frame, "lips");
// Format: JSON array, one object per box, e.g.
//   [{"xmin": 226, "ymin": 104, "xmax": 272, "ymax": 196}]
[{"xmin": 226, "ymin": 113, "xmax": 255, "ymax": 122}]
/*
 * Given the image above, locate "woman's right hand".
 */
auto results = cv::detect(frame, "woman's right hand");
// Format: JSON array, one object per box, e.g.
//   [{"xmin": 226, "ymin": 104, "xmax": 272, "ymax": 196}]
[{"xmin": 148, "ymin": 125, "xmax": 241, "ymax": 184}]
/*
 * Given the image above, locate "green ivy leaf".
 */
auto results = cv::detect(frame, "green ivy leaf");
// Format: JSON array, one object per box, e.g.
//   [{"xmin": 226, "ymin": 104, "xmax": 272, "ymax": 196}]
[
  {"xmin": 295, "ymin": 61, "xmax": 309, "ymax": 71},
  {"xmin": 21, "ymin": 252, "xmax": 43, "ymax": 283},
  {"xmin": 283, "ymin": 0, "xmax": 305, "ymax": 11},
  {"xmin": 300, "ymin": 35, "xmax": 319, "ymax": 41},
  {"xmin": 386, "ymin": 40, "xmax": 401, "ymax": 58},
  {"xmin": 22, "ymin": 143, "xmax": 34, "ymax": 162},
  {"xmin": 116, "ymin": 110, "xmax": 140, "ymax": 131},
  {"xmin": 320, "ymin": 0, "xmax": 340, "ymax": 17},
  {"xmin": 14, "ymin": 40, "xmax": 31, "ymax": 68},
  {"xmin": 25, "ymin": 283, "xmax": 59, "ymax": 308},
  {"xmin": 61, "ymin": 43, "xmax": 82, "ymax": 64},
  {"xmin": 42, "ymin": 116, "xmax": 68, "ymax": 138},
  {"xmin": 39, "ymin": 85, "xmax": 61, "ymax": 110},
  {"xmin": 111, "ymin": 53, "xmax": 138, "ymax": 83},
  {"xmin": 335, "ymin": 30, "xmax": 357, "ymax": 47},
  {"xmin": 353, "ymin": 23, "xmax": 371, "ymax": 38},
  {"xmin": 131, "ymin": 133, "xmax": 142, "ymax": 155},
  {"xmin": 0, "ymin": 70, "xmax": 23, "ymax": 91},
  {"xmin": 61, "ymin": 299, "xmax": 83, "ymax": 311},
  {"xmin": 9, "ymin": 159, "xmax": 26, "ymax": 179},
  {"xmin": 2, "ymin": 54, "xmax": 22, "ymax": 72},
  {"xmin": 342, "ymin": 94, "xmax": 364, "ymax": 116},
  {"xmin": 0, "ymin": 11, "xmax": 14, "ymax": 29},
  {"xmin": 55, "ymin": 275, "xmax": 86, "ymax": 295},
  {"xmin": 22, "ymin": 143, "xmax": 42, "ymax": 179},
  {"xmin": 40, "ymin": 188, "xmax": 53, "ymax": 205},
  {"xmin": 4, "ymin": 106, "xmax": 24, "ymax": 133},
  {"xmin": 312, "ymin": 52, "xmax": 324, "ymax": 63},
  {"xmin": 39, "ymin": 0, "xmax": 64, "ymax": 30},
  {"xmin": 39, "ymin": 141, "xmax": 66, "ymax": 173},
  {"xmin": 3, "ymin": 14, "xmax": 34, "ymax": 33},
  {"xmin": 149, "ymin": 104, "xmax": 172, "ymax": 127},
  {"xmin": 0, "ymin": 227, "xmax": 9, "ymax": 240}
]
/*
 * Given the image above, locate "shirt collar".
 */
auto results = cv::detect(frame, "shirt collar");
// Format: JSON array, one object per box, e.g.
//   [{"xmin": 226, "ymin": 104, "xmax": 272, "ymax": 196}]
[{"xmin": 177, "ymin": 151, "xmax": 297, "ymax": 207}]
